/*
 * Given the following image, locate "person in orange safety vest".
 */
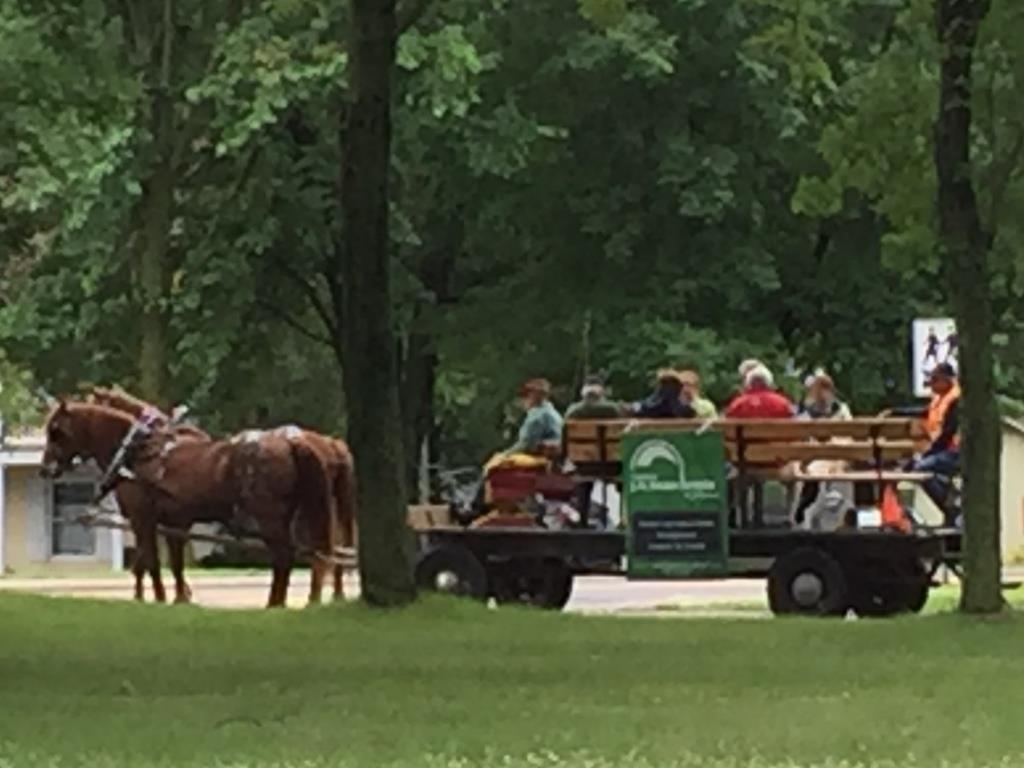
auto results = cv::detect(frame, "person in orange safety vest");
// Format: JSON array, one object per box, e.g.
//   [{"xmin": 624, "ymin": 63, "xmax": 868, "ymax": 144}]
[{"xmin": 893, "ymin": 362, "xmax": 961, "ymax": 525}]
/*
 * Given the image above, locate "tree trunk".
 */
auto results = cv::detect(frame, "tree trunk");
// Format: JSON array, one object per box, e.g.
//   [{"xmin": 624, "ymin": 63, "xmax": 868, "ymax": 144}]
[
  {"xmin": 136, "ymin": 0, "xmax": 176, "ymax": 407},
  {"xmin": 138, "ymin": 157, "xmax": 173, "ymax": 406},
  {"xmin": 933, "ymin": 0, "xmax": 1001, "ymax": 614},
  {"xmin": 400, "ymin": 332, "xmax": 437, "ymax": 503},
  {"xmin": 339, "ymin": 0, "xmax": 416, "ymax": 606}
]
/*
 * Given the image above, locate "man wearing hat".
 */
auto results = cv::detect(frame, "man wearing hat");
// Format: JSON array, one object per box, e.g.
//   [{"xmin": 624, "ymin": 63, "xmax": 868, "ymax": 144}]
[
  {"xmin": 506, "ymin": 378, "xmax": 564, "ymax": 456},
  {"xmin": 565, "ymin": 376, "xmax": 622, "ymax": 524},
  {"xmin": 566, "ymin": 375, "xmax": 623, "ymax": 420},
  {"xmin": 900, "ymin": 362, "xmax": 961, "ymax": 521},
  {"xmin": 634, "ymin": 369, "xmax": 696, "ymax": 419}
]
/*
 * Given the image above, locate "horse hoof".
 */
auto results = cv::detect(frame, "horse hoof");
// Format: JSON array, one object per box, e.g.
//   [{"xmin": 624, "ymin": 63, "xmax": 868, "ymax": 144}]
[{"xmin": 174, "ymin": 594, "xmax": 192, "ymax": 605}]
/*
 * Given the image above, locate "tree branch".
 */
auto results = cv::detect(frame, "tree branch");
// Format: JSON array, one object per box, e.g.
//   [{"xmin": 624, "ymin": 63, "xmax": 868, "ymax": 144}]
[
  {"xmin": 397, "ymin": 0, "xmax": 431, "ymax": 35},
  {"xmin": 988, "ymin": 124, "xmax": 1024, "ymax": 237},
  {"xmin": 267, "ymin": 251, "xmax": 340, "ymax": 341},
  {"xmin": 256, "ymin": 299, "xmax": 334, "ymax": 347}
]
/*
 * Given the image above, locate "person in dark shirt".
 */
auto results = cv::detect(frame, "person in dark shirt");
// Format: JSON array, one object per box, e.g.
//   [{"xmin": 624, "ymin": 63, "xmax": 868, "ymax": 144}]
[{"xmin": 634, "ymin": 370, "xmax": 696, "ymax": 419}]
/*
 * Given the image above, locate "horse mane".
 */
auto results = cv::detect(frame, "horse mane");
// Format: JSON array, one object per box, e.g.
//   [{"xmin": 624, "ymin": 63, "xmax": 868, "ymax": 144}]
[
  {"xmin": 54, "ymin": 402, "xmax": 138, "ymax": 428},
  {"xmin": 90, "ymin": 388, "xmax": 212, "ymax": 441},
  {"xmin": 90, "ymin": 387, "xmax": 166, "ymax": 419}
]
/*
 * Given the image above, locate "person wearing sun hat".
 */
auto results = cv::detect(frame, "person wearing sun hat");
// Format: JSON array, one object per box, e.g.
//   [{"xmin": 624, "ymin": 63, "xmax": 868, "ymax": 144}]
[
  {"xmin": 505, "ymin": 378, "xmax": 564, "ymax": 456},
  {"xmin": 634, "ymin": 369, "xmax": 696, "ymax": 419}
]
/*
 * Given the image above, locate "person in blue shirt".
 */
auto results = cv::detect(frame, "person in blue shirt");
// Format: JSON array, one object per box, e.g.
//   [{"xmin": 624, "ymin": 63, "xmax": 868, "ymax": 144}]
[{"xmin": 506, "ymin": 378, "xmax": 564, "ymax": 456}]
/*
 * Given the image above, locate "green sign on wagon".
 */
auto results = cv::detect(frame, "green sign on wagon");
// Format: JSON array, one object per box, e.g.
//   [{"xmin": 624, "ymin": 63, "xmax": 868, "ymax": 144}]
[{"xmin": 622, "ymin": 430, "xmax": 729, "ymax": 579}]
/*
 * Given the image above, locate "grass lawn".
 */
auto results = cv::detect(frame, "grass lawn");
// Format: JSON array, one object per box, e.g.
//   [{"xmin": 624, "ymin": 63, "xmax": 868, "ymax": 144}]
[{"xmin": 1, "ymin": 594, "xmax": 1023, "ymax": 768}]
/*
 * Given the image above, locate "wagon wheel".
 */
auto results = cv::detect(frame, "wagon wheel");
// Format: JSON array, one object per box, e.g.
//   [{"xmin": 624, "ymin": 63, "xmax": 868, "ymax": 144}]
[
  {"xmin": 767, "ymin": 547, "xmax": 849, "ymax": 617},
  {"xmin": 854, "ymin": 560, "xmax": 930, "ymax": 618},
  {"xmin": 488, "ymin": 558, "xmax": 574, "ymax": 610},
  {"xmin": 414, "ymin": 546, "xmax": 488, "ymax": 600}
]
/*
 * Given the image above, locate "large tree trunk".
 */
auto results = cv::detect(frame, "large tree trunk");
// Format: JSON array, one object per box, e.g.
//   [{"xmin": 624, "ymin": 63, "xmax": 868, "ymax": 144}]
[
  {"xmin": 138, "ymin": 156, "xmax": 173, "ymax": 406},
  {"xmin": 339, "ymin": 0, "xmax": 416, "ymax": 606},
  {"xmin": 400, "ymin": 332, "xmax": 436, "ymax": 503},
  {"xmin": 398, "ymin": 242, "xmax": 455, "ymax": 501},
  {"xmin": 136, "ymin": 0, "xmax": 177, "ymax": 406},
  {"xmin": 933, "ymin": 0, "xmax": 1001, "ymax": 614}
]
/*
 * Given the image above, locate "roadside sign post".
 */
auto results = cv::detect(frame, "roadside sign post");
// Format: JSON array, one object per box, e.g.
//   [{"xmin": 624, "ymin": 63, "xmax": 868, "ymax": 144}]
[
  {"xmin": 622, "ymin": 430, "xmax": 729, "ymax": 579},
  {"xmin": 911, "ymin": 318, "xmax": 957, "ymax": 397}
]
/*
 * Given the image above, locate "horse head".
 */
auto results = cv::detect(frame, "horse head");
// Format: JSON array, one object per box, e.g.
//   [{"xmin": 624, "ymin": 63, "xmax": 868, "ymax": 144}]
[
  {"xmin": 41, "ymin": 400, "xmax": 135, "ymax": 478},
  {"xmin": 41, "ymin": 398, "xmax": 78, "ymax": 478}
]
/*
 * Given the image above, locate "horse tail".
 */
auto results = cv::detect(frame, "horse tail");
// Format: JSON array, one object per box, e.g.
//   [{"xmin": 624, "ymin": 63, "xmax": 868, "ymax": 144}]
[
  {"xmin": 289, "ymin": 438, "xmax": 335, "ymax": 581},
  {"xmin": 333, "ymin": 443, "xmax": 358, "ymax": 598}
]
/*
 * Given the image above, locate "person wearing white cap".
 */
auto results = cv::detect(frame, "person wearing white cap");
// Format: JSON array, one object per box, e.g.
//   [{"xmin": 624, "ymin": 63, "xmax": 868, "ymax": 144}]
[{"xmin": 566, "ymin": 376, "xmax": 622, "ymax": 420}]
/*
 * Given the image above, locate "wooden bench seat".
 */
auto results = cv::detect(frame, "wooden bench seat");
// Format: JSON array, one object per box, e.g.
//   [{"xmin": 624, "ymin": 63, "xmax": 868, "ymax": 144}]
[
  {"xmin": 789, "ymin": 470, "xmax": 931, "ymax": 483},
  {"xmin": 565, "ymin": 418, "xmax": 924, "ymax": 481},
  {"xmin": 569, "ymin": 439, "xmax": 916, "ymax": 466}
]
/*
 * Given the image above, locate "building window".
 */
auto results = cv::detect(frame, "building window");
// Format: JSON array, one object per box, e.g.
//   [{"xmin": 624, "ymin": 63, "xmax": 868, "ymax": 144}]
[{"xmin": 51, "ymin": 480, "xmax": 96, "ymax": 556}]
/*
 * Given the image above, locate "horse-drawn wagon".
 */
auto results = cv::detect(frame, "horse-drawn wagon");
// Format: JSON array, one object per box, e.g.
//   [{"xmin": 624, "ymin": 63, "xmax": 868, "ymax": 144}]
[{"xmin": 413, "ymin": 417, "xmax": 966, "ymax": 617}]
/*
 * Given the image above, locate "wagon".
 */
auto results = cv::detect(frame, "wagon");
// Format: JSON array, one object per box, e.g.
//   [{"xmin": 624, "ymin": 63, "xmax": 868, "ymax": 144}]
[{"xmin": 413, "ymin": 417, "xmax": 966, "ymax": 617}]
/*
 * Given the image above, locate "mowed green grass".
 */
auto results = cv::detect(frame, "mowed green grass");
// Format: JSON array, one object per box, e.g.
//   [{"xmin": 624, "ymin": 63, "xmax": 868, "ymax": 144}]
[{"xmin": 0, "ymin": 594, "xmax": 1022, "ymax": 768}]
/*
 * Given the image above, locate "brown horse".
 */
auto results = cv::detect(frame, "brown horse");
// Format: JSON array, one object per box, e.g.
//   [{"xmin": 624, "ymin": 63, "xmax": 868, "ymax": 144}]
[
  {"xmin": 39, "ymin": 399, "xmax": 200, "ymax": 602},
  {"xmin": 89, "ymin": 387, "xmax": 358, "ymax": 600},
  {"xmin": 85, "ymin": 388, "xmax": 218, "ymax": 602},
  {"xmin": 43, "ymin": 401, "xmax": 335, "ymax": 608}
]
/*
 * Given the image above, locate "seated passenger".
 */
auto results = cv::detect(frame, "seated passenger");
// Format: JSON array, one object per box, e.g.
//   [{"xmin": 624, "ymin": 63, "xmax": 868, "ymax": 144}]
[
  {"xmin": 505, "ymin": 378, "xmax": 564, "ymax": 458},
  {"xmin": 566, "ymin": 376, "xmax": 623, "ymax": 420},
  {"xmin": 725, "ymin": 365, "xmax": 795, "ymax": 419},
  {"xmin": 798, "ymin": 371, "xmax": 852, "ymax": 420},
  {"xmin": 634, "ymin": 370, "xmax": 696, "ymax": 419},
  {"xmin": 677, "ymin": 369, "xmax": 718, "ymax": 419},
  {"xmin": 477, "ymin": 378, "xmax": 564, "ymax": 514},
  {"xmin": 894, "ymin": 363, "xmax": 961, "ymax": 525},
  {"xmin": 793, "ymin": 370, "xmax": 851, "ymax": 523},
  {"xmin": 565, "ymin": 375, "xmax": 621, "ymax": 524}
]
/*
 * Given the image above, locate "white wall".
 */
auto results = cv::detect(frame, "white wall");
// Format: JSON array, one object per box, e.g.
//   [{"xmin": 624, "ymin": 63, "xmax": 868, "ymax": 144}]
[
  {"xmin": 911, "ymin": 423, "xmax": 1024, "ymax": 561},
  {"xmin": 1001, "ymin": 429, "xmax": 1024, "ymax": 561}
]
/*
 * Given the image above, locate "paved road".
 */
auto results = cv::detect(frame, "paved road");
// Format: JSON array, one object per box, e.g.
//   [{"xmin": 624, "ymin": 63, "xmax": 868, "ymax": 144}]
[{"xmin": 0, "ymin": 572, "xmax": 768, "ymax": 614}]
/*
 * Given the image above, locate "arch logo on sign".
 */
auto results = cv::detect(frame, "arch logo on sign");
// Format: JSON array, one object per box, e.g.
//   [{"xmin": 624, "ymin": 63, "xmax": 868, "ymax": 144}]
[
  {"xmin": 622, "ymin": 431, "xmax": 728, "ymax": 578},
  {"xmin": 627, "ymin": 438, "xmax": 717, "ymax": 501}
]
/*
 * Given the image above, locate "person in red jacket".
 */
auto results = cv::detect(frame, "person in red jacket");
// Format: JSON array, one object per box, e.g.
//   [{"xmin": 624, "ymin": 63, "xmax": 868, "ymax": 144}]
[{"xmin": 725, "ymin": 364, "xmax": 795, "ymax": 419}]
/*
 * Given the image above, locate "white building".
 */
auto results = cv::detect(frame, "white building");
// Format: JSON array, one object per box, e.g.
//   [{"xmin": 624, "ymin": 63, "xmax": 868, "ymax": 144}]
[{"xmin": 0, "ymin": 422, "xmax": 122, "ymax": 575}]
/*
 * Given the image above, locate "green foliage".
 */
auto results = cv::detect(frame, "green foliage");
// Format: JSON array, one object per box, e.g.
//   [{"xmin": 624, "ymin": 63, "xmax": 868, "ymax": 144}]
[
  {"xmin": 2, "ymin": 0, "xmax": 1023, "ymax": 466},
  {"xmin": 0, "ymin": 351, "xmax": 41, "ymax": 425}
]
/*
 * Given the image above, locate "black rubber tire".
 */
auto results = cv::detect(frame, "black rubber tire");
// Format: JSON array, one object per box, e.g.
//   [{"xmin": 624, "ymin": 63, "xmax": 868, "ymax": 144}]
[
  {"xmin": 414, "ymin": 546, "xmax": 487, "ymax": 600},
  {"xmin": 767, "ymin": 547, "xmax": 849, "ymax": 617},
  {"xmin": 489, "ymin": 558, "xmax": 574, "ymax": 610},
  {"xmin": 853, "ymin": 560, "xmax": 930, "ymax": 618}
]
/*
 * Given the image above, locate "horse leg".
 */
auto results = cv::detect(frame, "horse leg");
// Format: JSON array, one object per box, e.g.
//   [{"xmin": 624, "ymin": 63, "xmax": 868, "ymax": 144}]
[
  {"xmin": 308, "ymin": 553, "xmax": 330, "ymax": 607},
  {"xmin": 258, "ymin": 512, "xmax": 294, "ymax": 609},
  {"xmin": 167, "ymin": 532, "xmax": 193, "ymax": 604},
  {"xmin": 137, "ymin": 519, "xmax": 166, "ymax": 603},
  {"xmin": 308, "ymin": 498, "xmax": 336, "ymax": 607},
  {"xmin": 333, "ymin": 464, "xmax": 357, "ymax": 602},
  {"xmin": 333, "ymin": 564, "xmax": 344, "ymax": 602},
  {"xmin": 132, "ymin": 555, "xmax": 146, "ymax": 602}
]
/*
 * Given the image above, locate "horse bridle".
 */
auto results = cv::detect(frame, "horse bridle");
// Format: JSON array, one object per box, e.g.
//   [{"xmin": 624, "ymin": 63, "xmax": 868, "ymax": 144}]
[{"xmin": 93, "ymin": 405, "xmax": 191, "ymax": 503}]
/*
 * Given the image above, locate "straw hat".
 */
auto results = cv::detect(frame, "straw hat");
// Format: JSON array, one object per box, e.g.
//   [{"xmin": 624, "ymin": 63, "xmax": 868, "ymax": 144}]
[{"xmin": 519, "ymin": 378, "xmax": 551, "ymax": 397}]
